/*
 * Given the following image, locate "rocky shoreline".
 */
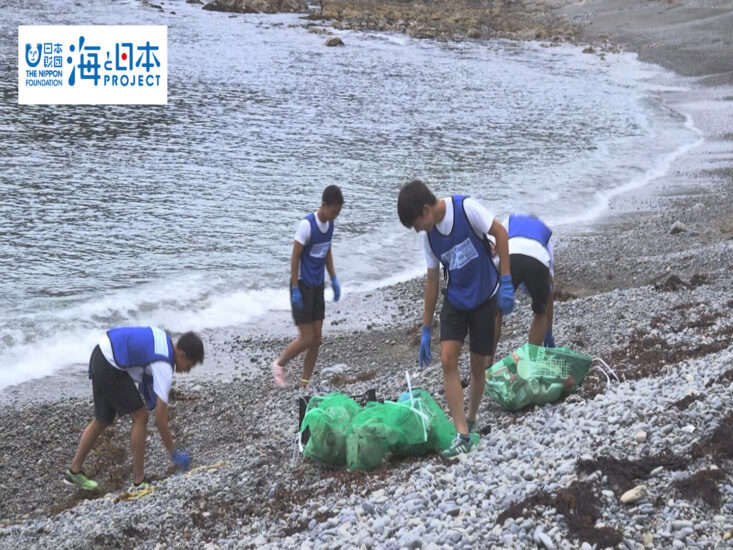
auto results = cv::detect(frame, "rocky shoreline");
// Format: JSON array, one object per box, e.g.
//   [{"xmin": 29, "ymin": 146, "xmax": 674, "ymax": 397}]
[
  {"xmin": 1, "ymin": 247, "xmax": 731, "ymax": 548},
  {"xmin": 202, "ymin": 0, "xmax": 307, "ymax": 14},
  {"xmin": 2, "ymin": 0, "xmax": 733, "ymax": 548},
  {"xmin": 307, "ymin": 0, "xmax": 582, "ymax": 42}
]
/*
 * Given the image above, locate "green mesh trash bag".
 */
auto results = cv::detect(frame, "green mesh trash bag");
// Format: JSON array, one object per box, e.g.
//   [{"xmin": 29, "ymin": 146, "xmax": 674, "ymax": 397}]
[
  {"xmin": 346, "ymin": 389, "xmax": 457, "ymax": 469},
  {"xmin": 392, "ymin": 388, "xmax": 456, "ymax": 457},
  {"xmin": 485, "ymin": 344, "xmax": 592, "ymax": 411},
  {"xmin": 345, "ymin": 402, "xmax": 399, "ymax": 471},
  {"xmin": 379, "ymin": 399, "xmax": 432, "ymax": 458},
  {"xmin": 300, "ymin": 393, "xmax": 362, "ymax": 465}
]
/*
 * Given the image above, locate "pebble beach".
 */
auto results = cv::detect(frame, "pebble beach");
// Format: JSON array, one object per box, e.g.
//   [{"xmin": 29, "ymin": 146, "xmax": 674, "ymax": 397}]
[{"xmin": 1, "ymin": 0, "xmax": 733, "ymax": 548}]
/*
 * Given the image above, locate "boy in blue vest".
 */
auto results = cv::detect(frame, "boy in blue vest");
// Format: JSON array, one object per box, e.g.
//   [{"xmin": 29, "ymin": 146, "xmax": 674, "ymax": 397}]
[
  {"xmin": 63, "ymin": 326, "xmax": 204, "ymax": 491},
  {"xmin": 494, "ymin": 214, "xmax": 555, "ymax": 352},
  {"xmin": 272, "ymin": 185, "xmax": 343, "ymax": 388},
  {"xmin": 397, "ymin": 180, "xmax": 515, "ymax": 458}
]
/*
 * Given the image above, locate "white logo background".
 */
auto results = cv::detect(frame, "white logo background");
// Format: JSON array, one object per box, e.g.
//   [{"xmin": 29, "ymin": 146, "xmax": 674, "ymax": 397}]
[{"xmin": 18, "ymin": 25, "xmax": 167, "ymax": 105}]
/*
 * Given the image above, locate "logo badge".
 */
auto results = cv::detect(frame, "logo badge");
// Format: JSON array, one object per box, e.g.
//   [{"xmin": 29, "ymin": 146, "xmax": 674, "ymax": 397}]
[{"xmin": 18, "ymin": 26, "xmax": 167, "ymax": 105}]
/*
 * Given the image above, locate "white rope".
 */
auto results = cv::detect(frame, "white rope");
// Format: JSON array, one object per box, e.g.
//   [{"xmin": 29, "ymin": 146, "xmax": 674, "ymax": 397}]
[
  {"xmin": 589, "ymin": 365, "xmax": 611, "ymax": 387},
  {"xmin": 592, "ymin": 357, "xmax": 620, "ymax": 382},
  {"xmin": 407, "ymin": 370, "xmax": 428, "ymax": 442},
  {"xmin": 390, "ymin": 370, "xmax": 429, "ymax": 442},
  {"xmin": 385, "ymin": 398, "xmax": 431, "ymax": 441},
  {"xmin": 588, "ymin": 357, "xmax": 620, "ymax": 393}
]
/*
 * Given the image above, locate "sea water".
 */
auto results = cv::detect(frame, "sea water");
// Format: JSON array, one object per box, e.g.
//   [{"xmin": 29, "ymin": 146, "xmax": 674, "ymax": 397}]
[{"xmin": 0, "ymin": 1, "xmax": 700, "ymax": 390}]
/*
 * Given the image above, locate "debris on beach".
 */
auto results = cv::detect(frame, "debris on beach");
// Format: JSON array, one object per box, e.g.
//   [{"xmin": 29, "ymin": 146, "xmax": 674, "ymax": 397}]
[
  {"xmin": 299, "ymin": 388, "xmax": 455, "ymax": 471},
  {"xmin": 485, "ymin": 344, "xmax": 594, "ymax": 411}
]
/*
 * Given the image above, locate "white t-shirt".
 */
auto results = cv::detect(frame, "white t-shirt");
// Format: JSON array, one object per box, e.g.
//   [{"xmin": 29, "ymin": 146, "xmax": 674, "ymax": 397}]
[
  {"xmin": 502, "ymin": 220, "xmax": 554, "ymax": 275},
  {"xmin": 294, "ymin": 212, "xmax": 330, "ymax": 246},
  {"xmin": 99, "ymin": 334, "xmax": 173, "ymax": 404},
  {"xmin": 421, "ymin": 197, "xmax": 495, "ymax": 269},
  {"xmin": 294, "ymin": 212, "xmax": 331, "ymax": 281}
]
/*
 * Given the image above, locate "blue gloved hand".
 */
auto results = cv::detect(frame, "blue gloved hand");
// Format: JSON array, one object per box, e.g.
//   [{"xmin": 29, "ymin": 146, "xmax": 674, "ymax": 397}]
[
  {"xmin": 331, "ymin": 275, "xmax": 341, "ymax": 302},
  {"xmin": 544, "ymin": 328, "xmax": 555, "ymax": 348},
  {"xmin": 171, "ymin": 449, "xmax": 191, "ymax": 471},
  {"xmin": 291, "ymin": 286, "xmax": 303, "ymax": 311},
  {"xmin": 419, "ymin": 326, "xmax": 432, "ymax": 368},
  {"xmin": 497, "ymin": 274, "xmax": 515, "ymax": 315}
]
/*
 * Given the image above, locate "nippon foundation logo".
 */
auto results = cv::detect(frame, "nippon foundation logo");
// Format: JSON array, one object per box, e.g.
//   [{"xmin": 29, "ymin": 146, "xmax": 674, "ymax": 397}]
[{"xmin": 18, "ymin": 26, "xmax": 167, "ymax": 105}]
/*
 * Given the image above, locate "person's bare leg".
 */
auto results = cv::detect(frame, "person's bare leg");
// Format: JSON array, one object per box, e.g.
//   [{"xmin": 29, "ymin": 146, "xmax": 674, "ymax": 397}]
[
  {"xmin": 71, "ymin": 419, "xmax": 108, "ymax": 472},
  {"xmin": 467, "ymin": 352, "xmax": 489, "ymax": 424},
  {"xmin": 490, "ymin": 311, "xmax": 503, "ymax": 365},
  {"xmin": 278, "ymin": 322, "xmax": 315, "ymax": 365},
  {"xmin": 441, "ymin": 340, "xmax": 467, "ymax": 434},
  {"xmin": 528, "ymin": 312, "xmax": 547, "ymax": 346},
  {"xmin": 130, "ymin": 406, "xmax": 149, "ymax": 485},
  {"xmin": 301, "ymin": 320, "xmax": 323, "ymax": 386}
]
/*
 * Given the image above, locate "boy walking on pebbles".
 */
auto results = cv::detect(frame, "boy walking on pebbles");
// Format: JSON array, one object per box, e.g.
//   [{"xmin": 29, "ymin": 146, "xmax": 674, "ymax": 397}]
[
  {"xmin": 494, "ymin": 214, "xmax": 555, "ymax": 354},
  {"xmin": 397, "ymin": 180, "xmax": 514, "ymax": 457},
  {"xmin": 64, "ymin": 326, "xmax": 204, "ymax": 491},
  {"xmin": 272, "ymin": 185, "xmax": 343, "ymax": 388}
]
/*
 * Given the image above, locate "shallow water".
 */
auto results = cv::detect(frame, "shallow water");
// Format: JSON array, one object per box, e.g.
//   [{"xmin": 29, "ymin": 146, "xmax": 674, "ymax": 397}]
[{"xmin": 0, "ymin": 0, "xmax": 700, "ymax": 389}]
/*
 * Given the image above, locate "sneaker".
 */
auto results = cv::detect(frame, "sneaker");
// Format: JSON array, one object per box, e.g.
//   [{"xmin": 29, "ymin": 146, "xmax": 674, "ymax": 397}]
[
  {"xmin": 466, "ymin": 418, "xmax": 476, "ymax": 434},
  {"xmin": 63, "ymin": 468, "xmax": 99, "ymax": 491},
  {"xmin": 441, "ymin": 433, "xmax": 480, "ymax": 458},
  {"xmin": 129, "ymin": 478, "xmax": 153, "ymax": 492},
  {"xmin": 272, "ymin": 361, "xmax": 286, "ymax": 387}
]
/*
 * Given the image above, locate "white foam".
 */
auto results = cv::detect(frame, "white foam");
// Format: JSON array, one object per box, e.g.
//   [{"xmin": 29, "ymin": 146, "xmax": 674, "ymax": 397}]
[
  {"xmin": 553, "ymin": 112, "xmax": 704, "ymax": 228},
  {"xmin": 0, "ymin": 276, "xmax": 292, "ymax": 392},
  {"xmin": 0, "ymin": 33, "xmax": 707, "ymax": 394},
  {"xmin": 0, "ymin": 330, "xmax": 98, "ymax": 393}
]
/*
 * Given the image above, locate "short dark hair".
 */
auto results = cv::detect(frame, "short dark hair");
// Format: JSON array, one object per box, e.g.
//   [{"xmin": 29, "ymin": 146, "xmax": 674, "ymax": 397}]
[
  {"xmin": 322, "ymin": 185, "xmax": 344, "ymax": 206},
  {"xmin": 397, "ymin": 179, "xmax": 436, "ymax": 228},
  {"xmin": 176, "ymin": 331, "xmax": 204, "ymax": 365}
]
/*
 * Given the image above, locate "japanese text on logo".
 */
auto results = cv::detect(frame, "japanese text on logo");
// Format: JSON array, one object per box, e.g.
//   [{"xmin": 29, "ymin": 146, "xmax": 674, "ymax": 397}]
[{"xmin": 18, "ymin": 26, "xmax": 167, "ymax": 105}]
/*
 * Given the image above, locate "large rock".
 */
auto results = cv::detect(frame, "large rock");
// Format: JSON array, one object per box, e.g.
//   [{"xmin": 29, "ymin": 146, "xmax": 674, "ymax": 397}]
[
  {"xmin": 307, "ymin": 26, "xmax": 331, "ymax": 35},
  {"xmin": 325, "ymin": 36, "xmax": 344, "ymax": 47},
  {"xmin": 320, "ymin": 363, "xmax": 347, "ymax": 378},
  {"xmin": 670, "ymin": 220, "xmax": 690, "ymax": 234},
  {"xmin": 202, "ymin": 0, "xmax": 306, "ymax": 14},
  {"xmin": 620, "ymin": 485, "xmax": 647, "ymax": 504}
]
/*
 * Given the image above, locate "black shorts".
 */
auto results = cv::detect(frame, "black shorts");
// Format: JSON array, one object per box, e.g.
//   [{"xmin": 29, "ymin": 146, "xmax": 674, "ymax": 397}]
[
  {"xmin": 510, "ymin": 254, "xmax": 551, "ymax": 314},
  {"xmin": 440, "ymin": 294, "xmax": 497, "ymax": 356},
  {"xmin": 89, "ymin": 345, "xmax": 144, "ymax": 424},
  {"xmin": 291, "ymin": 281, "xmax": 325, "ymax": 325}
]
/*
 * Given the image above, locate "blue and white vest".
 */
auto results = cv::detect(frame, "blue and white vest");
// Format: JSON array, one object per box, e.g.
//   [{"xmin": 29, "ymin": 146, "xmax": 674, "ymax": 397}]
[
  {"xmin": 107, "ymin": 326, "xmax": 174, "ymax": 369},
  {"xmin": 107, "ymin": 326, "xmax": 174, "ymax": 410},
  {"xmin": 300, "ymin": 213, "xmax": 334, "ymax": 287},
  {"xmin": 507, "ymin": 214, "xmax": 552, "ymax": 247},
  {"xmin": 427, "ymin": 196, "xmax": 499, "ymax": 311}
]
